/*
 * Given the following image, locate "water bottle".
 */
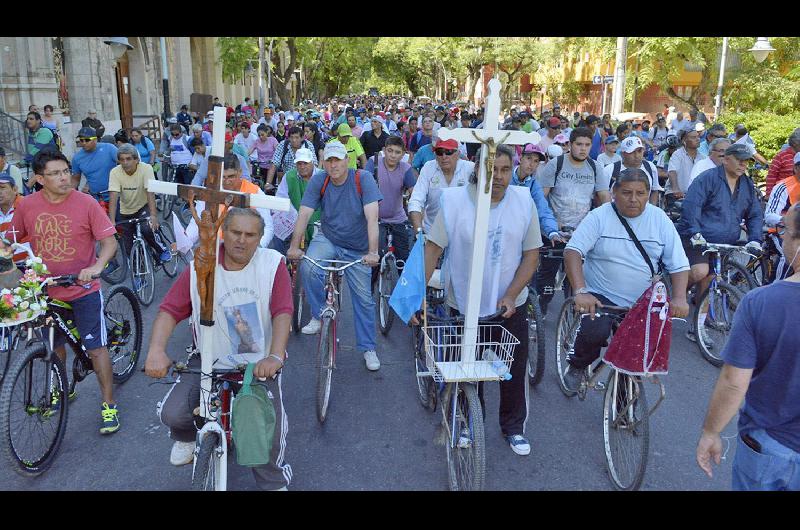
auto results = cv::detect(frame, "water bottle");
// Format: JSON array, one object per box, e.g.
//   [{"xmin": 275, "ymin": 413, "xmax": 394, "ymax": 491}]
[{"xmin": 482, "ymin": 348, "xmax": 511, "ymax": 380}]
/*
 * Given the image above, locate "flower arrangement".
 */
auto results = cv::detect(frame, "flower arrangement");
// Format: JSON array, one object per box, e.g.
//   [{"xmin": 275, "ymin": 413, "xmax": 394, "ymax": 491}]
[{"xmin": 0, "ymin": 258, "xmax": 50, "ymax": 323}]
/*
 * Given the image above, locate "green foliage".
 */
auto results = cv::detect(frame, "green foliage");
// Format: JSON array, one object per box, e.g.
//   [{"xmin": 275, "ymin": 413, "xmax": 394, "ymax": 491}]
[
  {"xmin": 716, "ymin": 111, "xmax": 800, "ymax": 161},
  {"xmin": 217, "ymin": 37, "xmax": 257, "ymax": 84}
]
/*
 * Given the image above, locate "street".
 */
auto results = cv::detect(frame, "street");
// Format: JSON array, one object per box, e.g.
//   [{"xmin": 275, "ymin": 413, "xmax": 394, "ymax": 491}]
[{"xmin": 0, "ymin": 262, "xmax": 736, "ymax": 491}]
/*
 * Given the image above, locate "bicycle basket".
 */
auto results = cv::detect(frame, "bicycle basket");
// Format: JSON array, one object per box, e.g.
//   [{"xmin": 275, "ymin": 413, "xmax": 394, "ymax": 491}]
[{"xmin": 423, "ymin": 324, "xmax": 519, "ymax": 383}]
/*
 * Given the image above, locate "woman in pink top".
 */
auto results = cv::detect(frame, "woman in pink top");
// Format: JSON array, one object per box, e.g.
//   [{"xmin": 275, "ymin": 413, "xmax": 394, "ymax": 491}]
[{"xmin": 249, "ymin": 124, "xmax": 279, "ymax": 181}]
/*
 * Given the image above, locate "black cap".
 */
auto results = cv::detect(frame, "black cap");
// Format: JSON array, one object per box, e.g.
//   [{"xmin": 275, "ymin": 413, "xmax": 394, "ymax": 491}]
[
  {"xmin": 77, "ymin": 126, "xmax": 97, "ymax": 138},
  {"xmin": 586, "ymin": 115, "xmax": 600, "ymax": 125},
  {"xmin": 725, "ymin": 143, "xmax": 754, "ymax": 160}
]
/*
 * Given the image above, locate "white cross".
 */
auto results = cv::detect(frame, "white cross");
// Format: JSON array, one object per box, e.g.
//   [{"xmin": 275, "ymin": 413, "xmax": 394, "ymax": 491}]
[{"xmin": 437, "ymin": 78, "xmax": 541, "ymax": 363}]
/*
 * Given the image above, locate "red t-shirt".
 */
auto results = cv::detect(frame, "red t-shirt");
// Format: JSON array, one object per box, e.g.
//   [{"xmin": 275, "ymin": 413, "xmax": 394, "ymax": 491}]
[
  {"xmin": 12, "ymin": 190, "xmax": 116, "ymax": 301},
  {"xmin": 159, "ymin": 246, "xmax": 293, "ymax": 323}
]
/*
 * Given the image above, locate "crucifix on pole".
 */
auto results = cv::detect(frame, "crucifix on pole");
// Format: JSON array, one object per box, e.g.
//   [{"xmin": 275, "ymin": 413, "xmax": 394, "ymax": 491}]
[
  {"xmin": 436, "ymin": 78, "xmax": 541, "ymax": 363},
  {"xmin": 147, "ymin": 106, "xmax": 291, "ymax": 416}
]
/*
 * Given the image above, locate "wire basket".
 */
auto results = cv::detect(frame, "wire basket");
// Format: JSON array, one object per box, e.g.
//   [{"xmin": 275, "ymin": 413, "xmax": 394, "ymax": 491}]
[{"xmin": 423, "ymin": 323, "xmax": 519, "ymax": 383}]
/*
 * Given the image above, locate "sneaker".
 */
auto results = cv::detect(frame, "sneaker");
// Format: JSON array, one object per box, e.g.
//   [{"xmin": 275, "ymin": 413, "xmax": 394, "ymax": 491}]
[
  {"xmin": 686, "ymin": 328, "xmax": 715, "ymax": 348},
  {"xmin": 160, "ymin": 249, "xmax": 172, "ymax": 263},
  {"xmin": 104, "ymin": 260, "xmax": 119, "ymax": 275},
  {"xmin": 100, "ymin": 402, "xmax": 120, "ymax": 434},
  {"xmin": 364, "ymin": 350, "xmax": 380, "ymax": 371},
  {"xmin": 301, "ymin": 318, "xmax": 321, "ymax": 335},
  {"xmin": 457, "ymin": 427, "xmax": 472, "ymax": 448},
  {"xmin": 562, "ymin": 365, "xmax": 583, "ymax": 394},
  {"xmin": 42, "ymin": 388, "xmax": 77, "ymax": 418},
  {"xmin": 505, "ymin": 434, "xmax": 531, "ymax": 456},
  {"xmin": 169, "ymin": 440, "xmax": 195, "ymax": 466}
]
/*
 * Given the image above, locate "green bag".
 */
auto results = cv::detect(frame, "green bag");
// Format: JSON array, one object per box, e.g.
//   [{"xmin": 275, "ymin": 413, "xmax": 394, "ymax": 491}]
[{"xmin": 231, "ymin": 363, "xmax": 276, "ymax": 467}]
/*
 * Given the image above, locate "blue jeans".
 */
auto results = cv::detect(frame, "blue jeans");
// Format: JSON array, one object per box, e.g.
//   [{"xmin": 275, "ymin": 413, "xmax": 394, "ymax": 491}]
[
  {"xmin": 268, "ymin": 235, "xmax": 289, "ymax": 256},
  {"xmin": 732, "ymin": 428, "xmax": 800, "ymax": 491},
  {"xmin": 301, "ymin": 232, "xmax": 376, "ymax": 352}
]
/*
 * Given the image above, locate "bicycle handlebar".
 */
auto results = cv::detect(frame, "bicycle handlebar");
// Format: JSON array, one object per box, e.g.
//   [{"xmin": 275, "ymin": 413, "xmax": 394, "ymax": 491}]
[
  {"xmin": 115, "ymin": 216, "xmax": 153, "ymax": 226},
  {"xmin": 301, "ymin": 256, "xmax": 363, "ymax": 272}
]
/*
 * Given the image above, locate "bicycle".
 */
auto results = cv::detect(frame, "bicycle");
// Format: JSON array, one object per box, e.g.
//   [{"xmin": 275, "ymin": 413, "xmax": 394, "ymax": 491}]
[
  {"xmin": 691, "ymin": 242, "xmax": 753, "ymax": 367},
  {"xmin": 554, "ymin": 299, "xmax": 667, "ymax": 490},
  {"xmin": 727, "ymin": 227, "xmax": 786, "ymax": 290},
  {"xmin": 116, "ymin": 216, "xmax": 182, "ymax": 306},
  {"xmin": 0, "ymin": 269, "xmax": 142, "ymax": 476},
  {"xmin": 301, "ymin": 256, "xmax": 362, "ymax": 424},
  {"xmin": 375, "ymin": 222, "xmax": 405, "ymax": 336},
  {"xmin": 418, "ymin": 306, "xmax": 518, "ymax": 491},
  {"xmin": 168, "ymin": 360, "xmax": 249, "ymax": 491}
]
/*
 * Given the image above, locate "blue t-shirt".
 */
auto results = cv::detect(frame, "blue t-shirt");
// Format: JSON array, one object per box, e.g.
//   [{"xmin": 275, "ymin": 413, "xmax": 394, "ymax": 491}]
[
  {"xmin": 300, "ymin": 169, "xmax": 383, "ymax": 252},
  {"xmin": 71, "ymin": 142, "xmax": 119, "ymax": 199},
  {"xmin": 412, "ymin": 143, "xmax": 436, "ymax": 173},
  {"xmin": 133, "ymin": 136, "xmax": 155, "ymax": 162},
  {"xmin": 721, "ymin": 280, "xmax": 800, "ymax": 453}
]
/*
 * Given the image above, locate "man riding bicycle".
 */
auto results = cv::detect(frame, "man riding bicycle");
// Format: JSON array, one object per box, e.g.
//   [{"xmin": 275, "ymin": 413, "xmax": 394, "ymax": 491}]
[
  {"xmin": 763, "ymin": 151, "xmax": 800, "ymax": 280},
  {"xmin": 12, "ymin": 150, "xmax": 121, "ymax": 433},
  {"xmin": 71, "ymin": 126, "xmax": 118, "ymax": 207},
  {"xmin": 144, "ymin": 208, "xmax": 292, "ymax": 490}
]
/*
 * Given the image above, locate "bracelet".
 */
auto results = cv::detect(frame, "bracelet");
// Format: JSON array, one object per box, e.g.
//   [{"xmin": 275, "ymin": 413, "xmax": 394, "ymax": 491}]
[{"xmin": 268, "ymin": 354, "xmax": 285, "ymax": 366}]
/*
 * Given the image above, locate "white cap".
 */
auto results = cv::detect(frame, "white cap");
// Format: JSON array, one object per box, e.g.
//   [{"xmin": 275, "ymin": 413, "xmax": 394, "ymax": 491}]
[
  {"xmin": 794, "ymin": 151, "xmax": 800, "ymax": 165},
  {"xmin": 294, "ymin": 147, "xmax": 314, "ymax": 164},
  {"xmin": 546, "ymin": 144, "xmax": 563, "ymax": 159},
  {"xmin": 620, "ymin": 136, "xmax": 644, "ymax": 153},
  {"xmin": 695, "ymin": 122, "xmax": 706, "ymax": 132},
  {"xmin": 323, "ymin": 141, "xmax": 348, "ymax": 161}
]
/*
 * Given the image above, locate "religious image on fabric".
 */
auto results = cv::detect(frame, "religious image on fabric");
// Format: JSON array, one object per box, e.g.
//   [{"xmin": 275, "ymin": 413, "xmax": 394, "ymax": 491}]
[{"xmin": 224, "ymin": 303, "xmax": 263, "ymax": 355}]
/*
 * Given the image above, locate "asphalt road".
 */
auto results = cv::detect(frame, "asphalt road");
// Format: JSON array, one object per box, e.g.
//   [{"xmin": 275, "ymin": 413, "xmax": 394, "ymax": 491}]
[{"xmin": 0, "ymin": 261, "xmax": 737, "ymax": 491}]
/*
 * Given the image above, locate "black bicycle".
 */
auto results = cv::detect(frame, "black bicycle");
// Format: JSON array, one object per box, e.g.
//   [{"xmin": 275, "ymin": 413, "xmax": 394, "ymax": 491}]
[{"xmin": 0, "ymin": 275, "xmax": 142, "ymax": 476}]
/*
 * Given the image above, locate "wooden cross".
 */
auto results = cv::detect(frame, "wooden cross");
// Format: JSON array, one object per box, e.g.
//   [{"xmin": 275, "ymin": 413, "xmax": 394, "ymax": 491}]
[
  {"xmin": 148, "ymin": 106, "xmax": 290, "ymax": 326},
  {"xmin": 436, "ymin": 78, "xmax": 541, "ymax": 363}
]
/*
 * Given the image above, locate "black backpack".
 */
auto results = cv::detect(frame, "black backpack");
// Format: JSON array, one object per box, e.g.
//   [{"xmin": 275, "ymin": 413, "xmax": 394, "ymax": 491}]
[{"xmin": 608, "ymin": 160, "xmax": 656, "ymax": 189}]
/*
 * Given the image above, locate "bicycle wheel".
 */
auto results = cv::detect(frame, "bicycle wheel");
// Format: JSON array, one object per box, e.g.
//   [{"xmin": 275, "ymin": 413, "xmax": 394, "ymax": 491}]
[
  {"xmin": 104, "ymin": 285, "xmax": 143, "ymax": 384},
  {"xmin": 526, "ymin": 294, "xmax": 546, "ymax": 387},
  {"xmin": 377, "ymin": 257, "xmax": 397, "ymax": 335},
  {"xmin": 130, "ymin": 240, "xmax": 155, "ymax": 306},
  {"xmin": 156, "ymin": 222, "xmax": 179, "ymax": 278},
  {"xmin": 603, "ymin": 370, "xmax": 649, "ymax": 491},
  {"xmin": 0, "ymin": 342, "xmax": 69, "ymax": 476},
  {"xmin": 694, "ymin": 280, "xmax": 743, "ymax": 368},
  {"xmin": 412, "ymin": 324, "xmax": 436, "ymax": 411},
  {"xmin": 555, "ymin": 297, "xmax": 581, "ymax": 397},
  {"xmin": 191, "ymin": 431, "xmax": 222, "ymax": 491},
  {"xmin": 723, "ymin": 258, "xmax": 758, "ymax": 293},
  {"xmin": 316, "ymin": 315, "xmax": 334, "ymax": 424},
  {"xmin": 291, "ymin": 265, "xmax": 304, "ymax": 334},
  {"xmin": 99, "ymin": 235, "xmax": 129, "ymax": 285},
  {"xmin": 444, "ymin": 383, "xmax": 485, "ymax": 491}
]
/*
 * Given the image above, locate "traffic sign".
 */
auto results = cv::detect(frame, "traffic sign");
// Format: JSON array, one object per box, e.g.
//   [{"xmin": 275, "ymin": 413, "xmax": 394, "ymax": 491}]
[
  {"xmin": 592, "ymin": 75, "xmax": 602, "ymax": 85},
  {"xmin": 604, "ymin": 75, "xmax": 614, "ymax": 84},
  {"xmin": 592, "ymin": 75, "xmax": 615, "ymax": 85}
]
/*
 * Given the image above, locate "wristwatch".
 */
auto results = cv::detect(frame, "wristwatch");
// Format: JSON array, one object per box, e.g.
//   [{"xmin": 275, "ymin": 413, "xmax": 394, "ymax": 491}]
[{"xmin": 574, "ymin": 287, "xmax": 589, "ymax": 295}]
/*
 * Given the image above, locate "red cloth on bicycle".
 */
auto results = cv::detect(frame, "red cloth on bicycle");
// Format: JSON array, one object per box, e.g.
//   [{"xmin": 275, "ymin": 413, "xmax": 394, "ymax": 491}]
[{"xmin": 602, "ymin": 280, "xmax": 671, "ymax": 376}]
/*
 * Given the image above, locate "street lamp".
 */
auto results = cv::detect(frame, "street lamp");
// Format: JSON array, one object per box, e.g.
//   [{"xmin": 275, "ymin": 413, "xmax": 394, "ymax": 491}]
[
  {"xmin": 245, "ymin": 61, "xmax": 256, "ymax": 81},
  {"xmin": 103, "ymin": 37, "xmax": 134, "ymax": 60},
  {"xmin": 748, "ymin": 37, "xmax": 776, "ymax": 64}
]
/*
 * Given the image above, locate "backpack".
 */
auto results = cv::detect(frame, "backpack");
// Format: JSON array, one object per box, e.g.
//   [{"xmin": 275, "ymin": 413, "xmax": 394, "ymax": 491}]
[
  {"xmin": 554, "ymin": 154, "xmax": 598, "ymax": 187},
  {"xmin": 609, "ymin": 160, "xmax": 656, "ymax": 190},
  {"xmin": 230, "ymin": 363, "xmax": 276, "ymax": 467},
  {"xmin": 320, "ymin": 170, "xmax": 363, "ymax": 198}
]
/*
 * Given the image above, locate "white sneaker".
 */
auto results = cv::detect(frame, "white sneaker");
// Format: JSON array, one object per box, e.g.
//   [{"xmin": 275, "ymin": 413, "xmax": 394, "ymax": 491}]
[
  {"xmin": 301, "ymin": 318, "xmax": 321, "ymax": 335},
  {"xmin": 170, "ymin": 440, "xmax": 195, "ymax": 466},
  {"xmin": 364, "ymin": 350, "xmax": 380, "ymax": 371}
]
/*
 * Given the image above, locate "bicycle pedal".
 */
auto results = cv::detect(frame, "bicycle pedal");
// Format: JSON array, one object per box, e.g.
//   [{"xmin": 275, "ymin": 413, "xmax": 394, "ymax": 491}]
[{"xmin": 594, "ymin": 382, "xmax": 606, "ymax": 391}]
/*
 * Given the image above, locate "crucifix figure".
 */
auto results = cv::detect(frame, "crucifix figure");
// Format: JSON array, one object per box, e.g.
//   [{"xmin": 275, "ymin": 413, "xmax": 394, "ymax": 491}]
[
  {"xmin": 436, "ymin": 78, "xmax": 541, "ymax": 362},
  {"xmin": 187, "ymin": 190, "xmax": 233, "ymax": 318}
]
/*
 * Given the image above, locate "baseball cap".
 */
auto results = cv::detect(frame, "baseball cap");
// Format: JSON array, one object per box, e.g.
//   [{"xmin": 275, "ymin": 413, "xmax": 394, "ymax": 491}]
[
  {"xmin": 546, "ymin": 144, "xmax": 564, "ymax": 159},
  {"xmin": 521, "ymin": 143, "xmax": 546, "ymax": 160},
  {"xmin": 695, "ymin": 122, "xmax": 706, "ymax": 133},
  {"xmin": 620, "ymin": 136, "xmax": 644, "ymax": 153},
  {"xmin": 337, "ymin": 124, "xmax": 352, "ymax": 137},
  {"xmin": 87, "ymin": 109, "xmax": 97, "ymax": 114},
  {"xmin": 586, "ymin": 115, "xmax": 600, "ymax": 125},
  {"xmin": 77, "ymin": 126, "xmax": 97, "ymax": 138},
  {"xmin": 582, "ymin": 111, "xmax": 589, "ymax": 118},
  {"xmin": 547, "ymin": 117, "xmax": 561, "ymax": 128},
  {"xmin": 264, "ymin": 108, "xmax": 272, "ymax": 114},
  {"xmin": 554, "ymin": 133, "xmax": 570, "ymax": 144},
  {"xmin": 294, "ymin": 147, "xmax": 314, "ymax": 164},
  {"xmin": 604, "ymin": 135, "xmax": 619, "ymax": 145},
  {"xmin": 434, "ymin": 138, "xmax": 458, "ymax": 150},
  {"xmin": 725, "ymin": 143, "xmax": 754, "ymax": 160},
  {"xmin": 206, "ymin": 110, "xmax": 215, "ymax": 117},
  {"xmin": 371, "ymin": 115, "xmax": 385, "ymax": 124},
  {"xmin": 0, "ymin": 175, "xmax": 15, "ymax": 186},
  {"xmin": 323, "ymin": 141, "xmax": 348, "ymax": 160},
  {"xmin": 794, "ymin": 151, "xmax": 800, "ymax": 165}
]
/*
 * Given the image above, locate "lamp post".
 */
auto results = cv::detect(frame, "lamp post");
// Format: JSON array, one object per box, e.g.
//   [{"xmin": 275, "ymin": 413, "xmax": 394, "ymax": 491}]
[
  {"xmin": 159, "ymin": 37, "xmax": 171, "ymax": 121},
  {"xmin": 715, "ymin": 37, "xmax": 775, "ymax": 120},
  {"xmin": 258, "ymin": 37, "xmax": 265, "ymax": 111},
  {"xmin": 103, "ymin": 37, "xmax": 133, "ymax": 60}
]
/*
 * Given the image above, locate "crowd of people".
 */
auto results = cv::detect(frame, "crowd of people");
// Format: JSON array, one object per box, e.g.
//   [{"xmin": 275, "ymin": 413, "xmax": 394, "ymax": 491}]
[{"xmin": 7, "ymin": 89, "xmax": 800, "ymax": 491}]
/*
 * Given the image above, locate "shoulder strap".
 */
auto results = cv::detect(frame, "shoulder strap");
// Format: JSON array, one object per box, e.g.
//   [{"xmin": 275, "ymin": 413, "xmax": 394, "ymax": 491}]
[
  {"xmin": 240, "ymin": 363, "xmax": 255, "ymax": 396},
  {"xmin": 373, "ymin": 153, "xmax": 380, "ymax": 182},
  {"xmin": 554, "ymin": 154, "xmax": 565, "ymax": 185},
  {"xmin": 642, "ymin": 161, "xmax": 655, "ymax": 183},
  {"xmin": 355, "ymin": 169, "xmax": 362, "ymax": 197},
  {"xmin": 587, "ymin": 156, "xmax": 597, "ymax": 180},
  {"xmin": 611, "ymin": 203, "xmax": 655, "ymax": 278},
  {"xmin": 279, "ymin": 141, "xmax": 289, "ymax": 169},
  {"xmin": 320, "ymin": 174, "xmax": 330, "ymax": 198},
  {"xmin": 610, "ymin": 160, "xmax": 622, "ymax": 189}
]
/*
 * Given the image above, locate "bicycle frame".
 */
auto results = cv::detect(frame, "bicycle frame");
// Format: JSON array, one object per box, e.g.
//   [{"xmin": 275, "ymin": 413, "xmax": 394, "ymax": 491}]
[{"xmin": 702, "ymin": 244, "xmax": 755, "ymax": 329}]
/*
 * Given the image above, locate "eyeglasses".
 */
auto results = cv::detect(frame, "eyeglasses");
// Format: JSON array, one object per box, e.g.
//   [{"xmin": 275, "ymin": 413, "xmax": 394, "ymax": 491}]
[
  {"xmin": 434, "ymin": 149, "xmax": 457, "ymax": 157},
  {"xmin": 77, "ymin": 137, "xmax": 96, "ymax": 143},
  {"xmin": 43, "ymin": 169, "xmax": 72, "ymax": 177}
]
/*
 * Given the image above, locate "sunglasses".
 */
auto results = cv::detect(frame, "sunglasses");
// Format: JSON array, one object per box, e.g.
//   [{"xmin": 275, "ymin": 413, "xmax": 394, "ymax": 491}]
[
  {"xmin": 77, "ymin": 137, "xmax": 96, "ymax": 143},
  {"xmin": 435, "ymin": 149, "xmax": 457, "ymax": 157}
]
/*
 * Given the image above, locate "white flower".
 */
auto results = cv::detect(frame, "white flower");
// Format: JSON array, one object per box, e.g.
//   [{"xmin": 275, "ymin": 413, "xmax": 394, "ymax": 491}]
[
  {"xmin": 13, "ymin": 296, "xmax": 22, "ymax": 304},
  {"xmin": 40, "ymin": 301, "xmax": 48, "ymax": 310},
  {"xmin": 0, "ymin": 289, "xmax": 9, "ymax": 296},
  {"xmin": 24, "ymin": 259, "xmax": 33, "ymax": 267},
  {"xmin": 33, "ymin": 257, "xmax": 42, "ymax": 264},
  {"xmin": 19, "ymin": 301, "xmax": 29, "ymax": 310},
  {"xmin": 30, "ymin": 303, "xmax": 41, "ymax": 312}
]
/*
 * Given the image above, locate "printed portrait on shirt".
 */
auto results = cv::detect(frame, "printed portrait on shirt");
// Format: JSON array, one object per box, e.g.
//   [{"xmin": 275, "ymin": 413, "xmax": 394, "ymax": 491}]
[{"xmin": 223, "ymin": 302, "xmax": 263, "ymax": 355}]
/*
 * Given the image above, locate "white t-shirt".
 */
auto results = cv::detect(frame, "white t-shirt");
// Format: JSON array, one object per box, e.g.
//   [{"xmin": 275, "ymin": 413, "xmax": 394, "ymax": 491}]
[
  {"xmin": 689, "ymin": 157, "xmax": 718, "ymax": 183},
  {"xmin": 603, "ymin": 160, "xmax": 663, "ymax": 192},
  {"xmin": 597, "ymin": 152, "xmax": 622, "ymax": 168}
]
